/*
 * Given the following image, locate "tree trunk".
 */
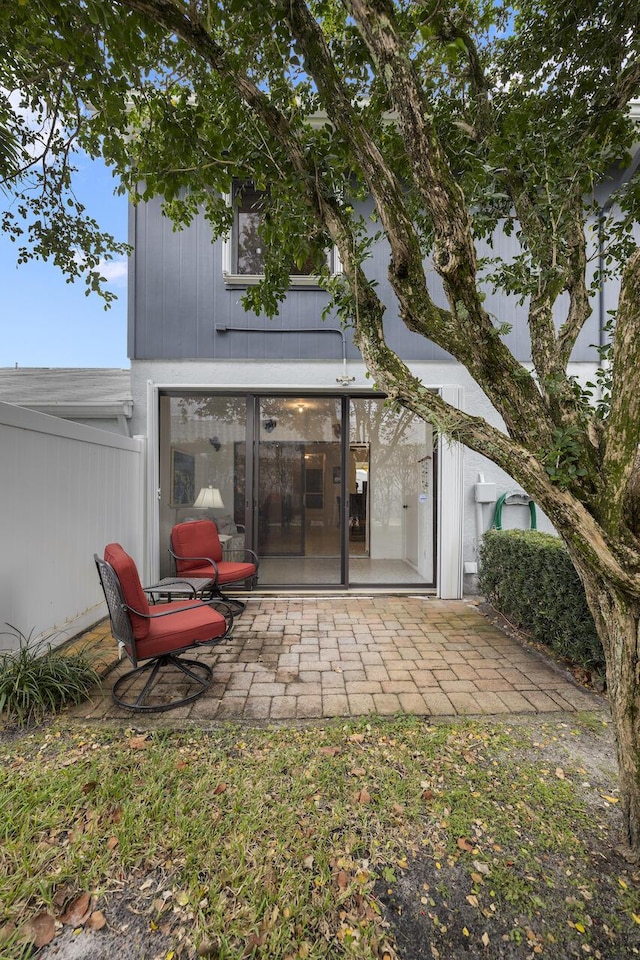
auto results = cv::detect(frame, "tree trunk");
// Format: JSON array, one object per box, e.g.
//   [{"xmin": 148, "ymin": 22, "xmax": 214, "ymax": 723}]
[{"xmin": 573, "ymin": 556, "xmax": 640, "ymax": 855}]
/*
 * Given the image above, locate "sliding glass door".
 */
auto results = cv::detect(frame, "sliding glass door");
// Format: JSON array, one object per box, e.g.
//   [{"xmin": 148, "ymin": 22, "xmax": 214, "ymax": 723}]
[{"xmin": 159, "ymin": 392, "xmax": 435, "ymax": 588}]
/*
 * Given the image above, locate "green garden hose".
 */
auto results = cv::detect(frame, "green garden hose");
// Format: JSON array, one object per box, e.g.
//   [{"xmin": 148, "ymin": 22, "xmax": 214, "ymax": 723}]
[{"xmin": 492, "ymin": 492, "xmax": 537, "ymax": 530}]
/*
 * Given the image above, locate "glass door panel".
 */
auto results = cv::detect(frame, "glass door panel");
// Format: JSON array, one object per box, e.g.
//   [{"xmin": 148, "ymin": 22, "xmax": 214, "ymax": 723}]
[
  {"xmin": 159, "ymin": 395, "xmax": 249, "ymax": 578},
  {"xmin": 348, "ymin": 398, "xmax": 434, "ymax": 586},
  {"xmin": 256, "ymin": 397, "xmax": 342, "ymax": 585}
]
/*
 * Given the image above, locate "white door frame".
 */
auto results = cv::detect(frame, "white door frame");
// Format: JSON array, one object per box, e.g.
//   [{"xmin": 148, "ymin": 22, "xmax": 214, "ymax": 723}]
[{"xmin": 437, "ymin": 385, "xmax": 465, "ymax": 599}]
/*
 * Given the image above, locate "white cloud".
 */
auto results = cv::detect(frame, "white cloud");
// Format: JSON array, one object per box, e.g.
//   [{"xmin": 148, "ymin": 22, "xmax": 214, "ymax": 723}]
[{"xmin": 99, "ymin": 258, "xmax": 128, "ymax": 284}]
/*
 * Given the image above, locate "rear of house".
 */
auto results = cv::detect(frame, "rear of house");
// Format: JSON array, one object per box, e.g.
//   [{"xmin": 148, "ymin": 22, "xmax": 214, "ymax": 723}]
[{"xmin": 127, "ymin": 184, "xmax": 603, "ymax": 596}]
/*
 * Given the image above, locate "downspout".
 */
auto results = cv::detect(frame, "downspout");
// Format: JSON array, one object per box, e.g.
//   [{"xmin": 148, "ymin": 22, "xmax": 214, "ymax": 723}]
[{"xmin": 215, "ymin": 324, "xmax": 356, "ymax": 385}]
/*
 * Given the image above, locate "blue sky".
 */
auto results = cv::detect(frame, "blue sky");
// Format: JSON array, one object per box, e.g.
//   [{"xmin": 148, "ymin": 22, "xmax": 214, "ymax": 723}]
[{"xmin": 0, "ymin": 157, "xmax": 130, "ymax": 369}]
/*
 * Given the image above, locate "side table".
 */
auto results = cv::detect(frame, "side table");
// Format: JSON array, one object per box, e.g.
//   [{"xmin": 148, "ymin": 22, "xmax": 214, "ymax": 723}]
[{"xmin": 146, "ymin": 577, "xmax": 214, "ymax": 602}]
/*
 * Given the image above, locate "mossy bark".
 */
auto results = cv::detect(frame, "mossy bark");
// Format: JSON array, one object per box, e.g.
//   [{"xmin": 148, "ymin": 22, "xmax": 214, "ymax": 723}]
[{"xmin": 574, "ymin": 560, "xmax": 640, "ymax": 855}]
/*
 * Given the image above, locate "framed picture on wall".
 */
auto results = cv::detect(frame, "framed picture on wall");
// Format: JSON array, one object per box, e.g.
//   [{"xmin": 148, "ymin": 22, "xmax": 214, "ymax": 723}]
[{"xmin": 170, "ymin": 450, "xmax": 196, "ymax": 506}]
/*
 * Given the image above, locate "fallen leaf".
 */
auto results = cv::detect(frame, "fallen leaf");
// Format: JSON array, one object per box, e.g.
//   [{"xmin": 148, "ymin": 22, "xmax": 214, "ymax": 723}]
[
  {"xmin": 602, "ymin": 795, "xmax": 619, "ymax": 804},
  {"xmin": 555, "ymin": 767, "xmax": 565, "ymax": 779},
  {"xmin": 481, "ymin": 932, "xmax": 490, "ymax": 946},
  {"xmin": 23, "ymin": 912, "xmax": 57, "ymax": 948},
  {"xmin": 457, "ymin": 837, "xmax": 474, "ymax": 852},
  {"xmin": 106, "ymin": 836, "xmax": 119, "ymax": 850},
  {"xmin": 53, "ymin": 884, "xmax": 75, "ymax": 911},
  {"xmin": 303, "ymin": 855, "xmax": 314, "ymax": 869},
  {"xmin": 87, "ymin": 911, "xmax": 107, "ymax": 931},
  {"xmin": 127, "ymin": 735, "xmax": 150, "ymax": 750},
  {"xmin": 349, "ymin": 733, "xmax": 365, "ymax": 743},
  {"xmin": 81, "ymin": 781, "xmax": 98, "ymax": 795},
  {"xmin": 319, "ymin": 746, "xmax": 340, "ymax": 756},
  {"xmin": 245, "ymin": 932, "xmax": 266, "ymax": 953},
  {"xmin": 0, "ymin": 922, "xmax": 16, "ymax": 945},
  {"xmin": 60, "ymin": 892, "xmax": 92, "ymax": 927},
  {"xmin": 354, "ymin": 788, "xmax": 371, "ymax": 804},
  {"xmin": 213, "ymin": 783, "xmax": 227, "ymax": 795},
  {"xmin": 472, "ymin": 861, "xmax": 490, "ymax": 876},
  {"xmin": 422, "ymin": 789, "xmax": 434, "ymax": 801},
  {"xmin": 336, "ymin": 871, "xmax": 349, "ymax": 890},
  {"xmin": 350, "ymin": 767, "xmax": 366, "ymax": 776}
]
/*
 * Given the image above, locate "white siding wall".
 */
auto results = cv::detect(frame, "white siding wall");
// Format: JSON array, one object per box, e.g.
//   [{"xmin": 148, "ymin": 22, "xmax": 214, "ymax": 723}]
[{"xmin": 0, "ymin": 402, "xmax": 145, "ymax": 650}]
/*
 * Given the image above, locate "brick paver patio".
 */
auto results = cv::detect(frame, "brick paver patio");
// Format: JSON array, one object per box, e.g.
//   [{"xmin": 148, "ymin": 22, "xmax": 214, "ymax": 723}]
[{"xmin": 69, "ymin": 595, "xmax": 604, "ymax": 722}]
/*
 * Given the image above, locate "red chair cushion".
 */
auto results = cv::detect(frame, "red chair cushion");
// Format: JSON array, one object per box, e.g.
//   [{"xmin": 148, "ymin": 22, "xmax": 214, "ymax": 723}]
[
  {"xmin": 104, "ymin": 543, "xmax": 150, "ymax": 640},
  {"xmin": 181, "ymin": 561, "xmax": 256, "ymax": 584},
  {"xmin": 171, "ymin": 520, "xmax": 222, "ymax": 575},
  {"xmin": 135, "ymin": 600, "xmax": 228, "ymax": 660}
]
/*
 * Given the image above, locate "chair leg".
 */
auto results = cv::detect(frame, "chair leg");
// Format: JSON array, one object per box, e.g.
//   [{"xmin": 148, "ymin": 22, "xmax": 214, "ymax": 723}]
[
  {"xmin": 111, "ymin": 654, "xmax": 213, "ymax": 713},
  {"xmin": 211, "ymin": 589, "xmax": 247, "ymax": 612}
]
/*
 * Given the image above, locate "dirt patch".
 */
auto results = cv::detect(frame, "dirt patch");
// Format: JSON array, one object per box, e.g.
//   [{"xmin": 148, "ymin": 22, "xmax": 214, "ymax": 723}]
[
  {"xmin": 373, "ymin": 713, "xmax": 639, "ymax": 960},
  {"xmin": 375, "ymin": 845, "xmax": 638, "ymax": 960},
  {"xmin": 19, "ymin": 869, "xmax": 195, "ymax": 960}
]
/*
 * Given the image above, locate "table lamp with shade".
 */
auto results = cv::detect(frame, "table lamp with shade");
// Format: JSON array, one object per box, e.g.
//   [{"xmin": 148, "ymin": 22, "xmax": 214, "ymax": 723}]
[{"xmin": 193, "ymin": 485, "xmax": 224, "ymax": 510}]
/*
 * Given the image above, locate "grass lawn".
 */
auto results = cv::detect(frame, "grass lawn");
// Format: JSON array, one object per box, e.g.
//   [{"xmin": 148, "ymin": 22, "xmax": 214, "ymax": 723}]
[{"xmin": 0, "ymin": 713, "xmax": 638, "ymax": 959}]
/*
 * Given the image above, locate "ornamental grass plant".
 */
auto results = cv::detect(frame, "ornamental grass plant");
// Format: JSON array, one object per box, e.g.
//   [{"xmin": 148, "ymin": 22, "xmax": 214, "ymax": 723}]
[{"xmin": 0, "ymin": 625, "xmax": 100, "ymax": 728}]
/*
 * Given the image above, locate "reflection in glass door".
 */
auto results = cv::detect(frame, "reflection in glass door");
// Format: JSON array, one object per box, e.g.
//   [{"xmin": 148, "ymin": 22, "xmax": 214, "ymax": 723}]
[
  {"xmin": 348, "ymin": 398, "xmax": 435, "ymax": 586},
  {"xmin": 256, "ymin": 397, "xmax": 343, "ymax": 585},
  {"xmin": 158, "ymin": 395, "xmax": 250, "ymax": 579}
]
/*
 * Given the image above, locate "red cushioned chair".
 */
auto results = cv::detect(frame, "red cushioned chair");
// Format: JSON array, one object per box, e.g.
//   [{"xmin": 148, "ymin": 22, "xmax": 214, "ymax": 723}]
[
  {"xmin": 169, "ymin": 519, "xmax": 259, "ymax": 612},
  {"xmin": 95, "ymin": 543, "xmax": 234, "ymax": 712}
]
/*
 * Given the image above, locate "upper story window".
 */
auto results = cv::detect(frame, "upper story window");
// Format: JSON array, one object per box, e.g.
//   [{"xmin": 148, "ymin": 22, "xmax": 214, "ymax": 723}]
[{"xmin": 222, "ymin": 181, "xmax": 340, "ymax": 286}]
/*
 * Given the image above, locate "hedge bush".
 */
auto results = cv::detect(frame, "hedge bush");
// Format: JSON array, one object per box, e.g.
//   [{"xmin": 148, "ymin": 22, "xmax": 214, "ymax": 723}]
[{"xmin": 478, "ymin": 529, "xmax": 604, "ymax": 674}]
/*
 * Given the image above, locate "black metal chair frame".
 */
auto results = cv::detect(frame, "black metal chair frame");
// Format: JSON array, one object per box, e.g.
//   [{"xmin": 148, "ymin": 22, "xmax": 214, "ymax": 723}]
[
  {"xmin": 169, "ymin": 528, "xmax": 259, "ymax": 613},
  {"xmin": 95, "ymin": 555, "xmax": 234, "ymax": 713}
]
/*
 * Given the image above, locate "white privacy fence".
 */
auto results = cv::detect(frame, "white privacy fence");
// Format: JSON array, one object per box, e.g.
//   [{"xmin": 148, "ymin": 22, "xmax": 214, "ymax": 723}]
[{"xmin": 0, "ymin": 402, "xmax": 146, "ymax": 651}]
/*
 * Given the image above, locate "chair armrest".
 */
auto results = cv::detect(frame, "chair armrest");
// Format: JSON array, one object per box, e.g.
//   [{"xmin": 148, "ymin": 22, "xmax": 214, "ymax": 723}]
[
  {"xmin": 168, "ymin": 548, "xmax": 220, "ymax": 583},
  {"xmin": 224, "ymin": 548, "xmax": 259, "ymax": 569},
  {"xmin": 124, "ymin": 600, "xmax": 210, "ymax": 619},
  {"xmin": 124, "ymin": 598, "xmax": 235, "ymax": 637}
]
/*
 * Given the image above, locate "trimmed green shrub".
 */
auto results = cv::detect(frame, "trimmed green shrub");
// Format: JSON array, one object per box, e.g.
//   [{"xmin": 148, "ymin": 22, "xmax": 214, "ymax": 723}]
[
  {"xmin": 0, "ymin": 625, "xmax": 101, "ymax": 728},
  {"xmin": 478, "ymin": 530, "xmax": 604, "ymax": 674}
]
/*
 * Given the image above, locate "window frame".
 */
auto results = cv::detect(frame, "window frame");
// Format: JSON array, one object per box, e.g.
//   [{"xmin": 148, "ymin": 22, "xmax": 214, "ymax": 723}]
[{"xmin": 221, "ymin": 181, "xmax": 341, "ymax": 287}]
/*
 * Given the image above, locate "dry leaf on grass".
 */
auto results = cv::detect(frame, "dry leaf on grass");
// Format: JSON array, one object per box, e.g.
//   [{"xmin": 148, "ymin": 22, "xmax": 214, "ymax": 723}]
[
  {"xmin": 457, "ymin": 837, "xmax": 475, "ymax": 852},
  {"xmin": 353, "ymin": 788, "xmax": 371, "ymax": 804},
  {"xmin": 127, "ymin": 735, "xmax": 151, "ymax": 750},
  {"xmin": 86, "ymin": 911, "xmax": 107, "ymax": 931},
  {"xmin": 60, "ymin": 892, "xmax": 92, "ymax": 927},
  {"xmin": 23, "ymin": 912, "xmax": 57, "ymax": 948}
]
